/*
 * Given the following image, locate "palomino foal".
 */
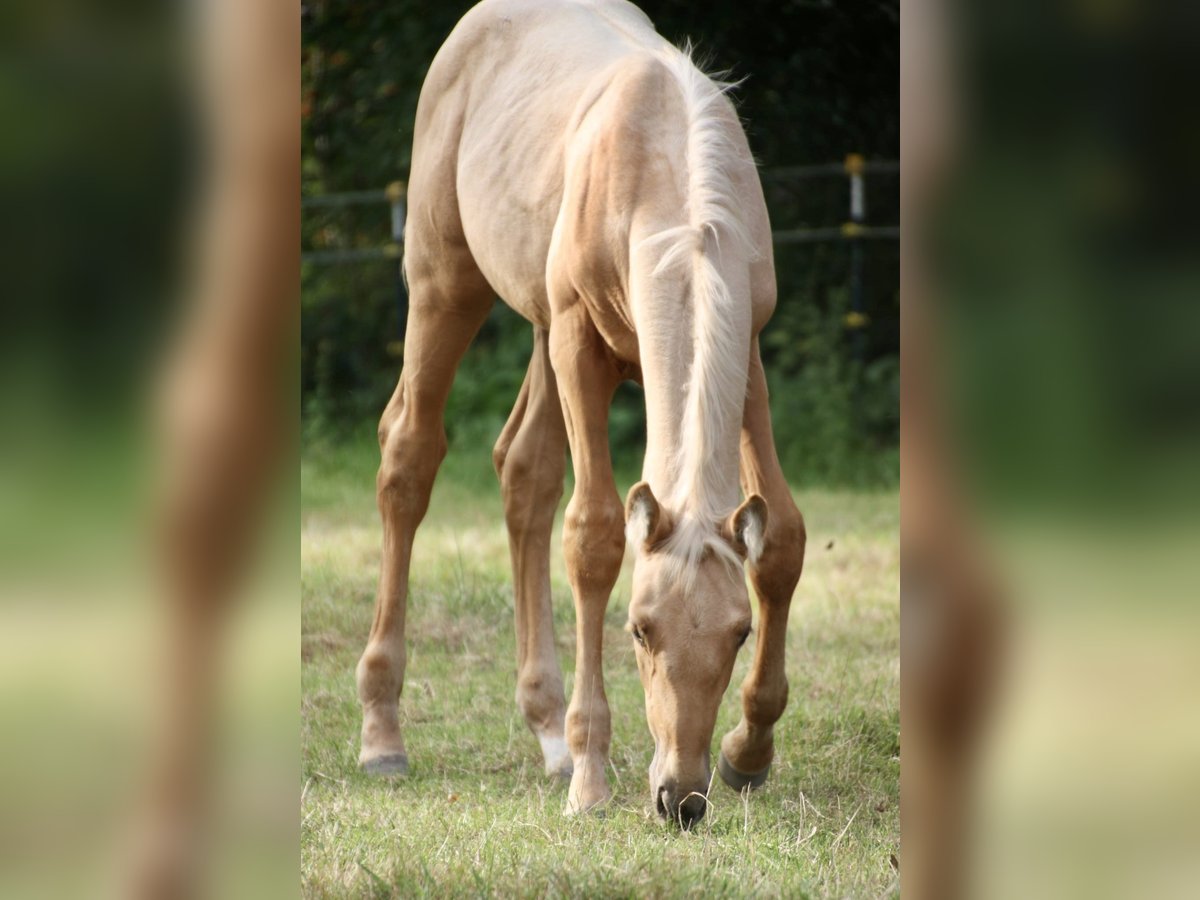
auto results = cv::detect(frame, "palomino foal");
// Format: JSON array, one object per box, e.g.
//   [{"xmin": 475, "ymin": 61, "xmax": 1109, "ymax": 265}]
[{"xmin": 356, "ymin": 0, "xmax": 806, "ymax": 828}]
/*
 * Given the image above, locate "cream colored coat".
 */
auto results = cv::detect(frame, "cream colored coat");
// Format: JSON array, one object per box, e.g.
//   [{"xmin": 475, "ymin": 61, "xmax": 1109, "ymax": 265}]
[{"xmin": 357, "ymin": 0, "xmax": 806, "ymax": 826}]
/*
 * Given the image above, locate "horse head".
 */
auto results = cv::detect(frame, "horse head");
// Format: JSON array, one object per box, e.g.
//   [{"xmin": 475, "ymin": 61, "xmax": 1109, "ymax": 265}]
[{"xmin": 624, "ymin": 481, "xmax": 767, "ymax": 827}]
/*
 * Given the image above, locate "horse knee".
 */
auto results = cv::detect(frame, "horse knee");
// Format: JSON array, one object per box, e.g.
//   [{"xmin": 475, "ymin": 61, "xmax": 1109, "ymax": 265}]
[
  {"xmin": 756, "ymin": 503, "xmax": 807, "ymax": 602},
  {"xmin": 563, "ymin": 495, "xmax": 625, "ymax": 591},
  {"xmin": 777, "ymin": 504, "xmax": 807, "ymax": 565}
]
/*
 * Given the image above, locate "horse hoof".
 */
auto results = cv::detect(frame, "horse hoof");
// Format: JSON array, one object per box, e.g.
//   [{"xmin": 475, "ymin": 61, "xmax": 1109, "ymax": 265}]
[
  {"xmin": 361, "ymin": 753, "xmax": 409, "ymax": 776},
  {"xmin": 717, "ymin": 752, "xmax": 770, "ymax": 791}
]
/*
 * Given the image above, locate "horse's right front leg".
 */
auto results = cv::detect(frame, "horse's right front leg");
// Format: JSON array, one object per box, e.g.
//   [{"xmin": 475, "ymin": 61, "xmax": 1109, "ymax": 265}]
[{"xmin": 549, "ymin": 304, "xmax": 625, "ymax": 814}]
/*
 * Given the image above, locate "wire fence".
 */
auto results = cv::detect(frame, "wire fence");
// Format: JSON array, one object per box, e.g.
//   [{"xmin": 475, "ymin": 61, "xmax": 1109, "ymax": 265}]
[{"xmin": 300, "ymin": 155, "xmax": 899, "ymax": 265}]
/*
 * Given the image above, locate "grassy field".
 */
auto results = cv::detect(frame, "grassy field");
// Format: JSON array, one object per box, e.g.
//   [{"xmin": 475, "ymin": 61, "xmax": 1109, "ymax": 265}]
[{"xmin": 301, "ymin": 437, "xmax": 899, "ymax": 898}]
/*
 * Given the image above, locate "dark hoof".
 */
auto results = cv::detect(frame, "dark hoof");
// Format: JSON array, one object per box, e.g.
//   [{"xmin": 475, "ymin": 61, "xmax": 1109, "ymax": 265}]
[
  {"xmin": 361, "ymin": 753, "xmax": 409, "ymax": 776},
  {"xmin": 717, "ymin": 752, "xmax": 770, "ymax": 791}
]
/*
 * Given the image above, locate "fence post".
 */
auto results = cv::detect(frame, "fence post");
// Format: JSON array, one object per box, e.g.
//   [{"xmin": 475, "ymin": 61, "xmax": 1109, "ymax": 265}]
[{"xmin": 844, "ymin": 154, "xmax": 867, "ymax": 362}]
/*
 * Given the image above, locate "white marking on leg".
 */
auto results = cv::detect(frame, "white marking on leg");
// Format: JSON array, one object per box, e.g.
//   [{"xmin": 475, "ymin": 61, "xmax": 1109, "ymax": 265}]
[{"xmin": 538, "ymin": 734, "xmax": 571, "ymax": 776}]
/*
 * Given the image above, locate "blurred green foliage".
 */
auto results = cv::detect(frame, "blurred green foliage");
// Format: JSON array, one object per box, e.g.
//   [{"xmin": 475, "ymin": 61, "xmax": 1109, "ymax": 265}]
[
  {"xmin": 302, "ymin": 0, "xmax": 898, "ymax": 486},
  {"xmin": 1, "ymin": 0, "xmax": 188, "ymax": 418}
]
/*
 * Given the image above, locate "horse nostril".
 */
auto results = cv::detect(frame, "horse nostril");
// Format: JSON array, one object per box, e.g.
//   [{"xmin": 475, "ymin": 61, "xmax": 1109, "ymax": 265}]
[
  {"xmin": 678, "ymin": 793, "xmax": 707, "ymax": 830},
  {"xmin": 655, "ymin": 786, "xmax": 669, "ymax": 819}
]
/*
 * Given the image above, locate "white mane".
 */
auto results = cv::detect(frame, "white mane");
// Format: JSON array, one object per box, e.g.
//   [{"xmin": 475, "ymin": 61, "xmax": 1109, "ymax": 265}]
[{"xmin": 637, "ymin": 43, "xmax": 755, "ymax": 579}]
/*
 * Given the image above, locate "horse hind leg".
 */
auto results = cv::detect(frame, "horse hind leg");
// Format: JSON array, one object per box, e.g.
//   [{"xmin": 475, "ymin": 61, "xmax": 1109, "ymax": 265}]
[
  {"xmin": 356, "ymin": 249, "xmax": 493, "ymax": 775},
  {"xmin": 493, "ymin": 327, "xmax": 571, "ymax": 778}
]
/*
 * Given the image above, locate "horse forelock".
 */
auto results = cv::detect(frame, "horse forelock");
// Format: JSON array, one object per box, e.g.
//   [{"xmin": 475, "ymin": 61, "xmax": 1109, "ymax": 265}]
[{"xmin": 657, "ymin": 512, "xmax": 743, "ymax": 592}]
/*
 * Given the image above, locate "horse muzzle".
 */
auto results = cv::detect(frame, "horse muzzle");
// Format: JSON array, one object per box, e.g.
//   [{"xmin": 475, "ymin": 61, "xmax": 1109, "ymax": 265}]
[{"xmin": 654, "ymin": 774, "xmax": 711, "ymax": 829}]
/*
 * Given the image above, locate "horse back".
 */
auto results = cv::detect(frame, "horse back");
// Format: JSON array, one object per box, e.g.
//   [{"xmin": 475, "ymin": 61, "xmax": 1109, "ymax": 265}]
[{"xmin": 408, "ymin": 0, "xmax": 775, "ymax": 338}]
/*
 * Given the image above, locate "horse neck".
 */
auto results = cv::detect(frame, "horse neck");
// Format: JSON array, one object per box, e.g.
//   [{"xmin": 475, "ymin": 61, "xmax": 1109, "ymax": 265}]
[
  {"xmin": 605, "ymin": 43, "xmax": 756, "ymax": 527},
  {"xmin": 632, "ymin": 234, "xmax": 752, "ymax": 526}
]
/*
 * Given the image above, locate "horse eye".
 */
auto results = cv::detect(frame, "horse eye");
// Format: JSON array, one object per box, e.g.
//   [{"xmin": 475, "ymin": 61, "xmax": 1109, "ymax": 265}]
[
  {"xmin": 630, "ymin": 624, "xmax": 646, "ymax": 647},
  {"xmin": 737, "ymin": 628, "xmax": 751, "ymax": 648}
]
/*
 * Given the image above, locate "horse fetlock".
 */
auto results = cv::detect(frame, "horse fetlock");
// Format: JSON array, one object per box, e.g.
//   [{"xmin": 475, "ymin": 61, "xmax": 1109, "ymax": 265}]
[
  {"xmin": 356, "ymin": 645, "xmax": 405, "ymax": 705},
  {"xmin": 537, "ymin": 733, "xmax": 573, "ymax": 779},
  {"xmin": 518, "ymin": 671, "xmax": 569, "ymax": 776},
  {"xmin": 357, "ymin": 645, "xmax": 409, "ymax": 772},
  {"xmin": 718, "ymin": 720, "xmax": 774, "ymax": 789},
  {"xmin": 565, "ymin": 704, "xmax": 612, "ymax": 757},
  {"xmin": 517, "ymin": 672, "xmax": 566, "ymax": 729},
  {"xmin": 742, "ymin": 673, "xmax": 789, "ymax": 727},
  {"xmin": 565, "ymin": 753, "xmax": 611, "ymax": 814},
  {"xmin": 359, "ymin": 700, "xmax": 407, "ymax": 774}
]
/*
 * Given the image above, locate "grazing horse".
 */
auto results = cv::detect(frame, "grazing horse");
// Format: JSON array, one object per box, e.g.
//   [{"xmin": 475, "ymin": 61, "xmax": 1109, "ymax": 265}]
[{"xmin": 356, "ymin": 0, "xmax": 806, "ymax": 827}]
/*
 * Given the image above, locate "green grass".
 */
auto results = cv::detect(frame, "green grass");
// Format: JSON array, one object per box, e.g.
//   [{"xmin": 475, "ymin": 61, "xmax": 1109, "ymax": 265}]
[{"xmin": 301, "ymin": 436, "xmax": 899, "ymax": 898}]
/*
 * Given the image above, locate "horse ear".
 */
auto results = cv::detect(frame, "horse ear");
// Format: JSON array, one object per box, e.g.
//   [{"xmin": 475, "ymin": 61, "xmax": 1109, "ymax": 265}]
[
  {"xmin": 625, "ymin": 481, "xmax": 673, "ymax": 551},
  {"xmin": 725, "ymin": 494, "xmax": 768, "ymax": 564}
]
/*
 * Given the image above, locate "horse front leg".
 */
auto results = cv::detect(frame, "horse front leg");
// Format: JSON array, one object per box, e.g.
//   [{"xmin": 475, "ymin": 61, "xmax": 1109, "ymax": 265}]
[
  {"xmin": 549, "ymin": 302, "xmax": 625, "ymax": 814},
  {"xmin": 719, "ymin": 343, "xmax": 807, "ymax": 789}
]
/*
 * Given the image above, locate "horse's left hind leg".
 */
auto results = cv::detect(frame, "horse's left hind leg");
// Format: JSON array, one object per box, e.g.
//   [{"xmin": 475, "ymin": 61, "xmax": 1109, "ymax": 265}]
[
  {"xmin": 493, "ymin": 326, "xmax": 571, "ymax": 778},
  {"xmin": 356, "ymin": 254, "xmax": 493, "ymax": 776},
  {"xmin": 719, "ymin": 340, "xmax": 807, "ymax": 789}
]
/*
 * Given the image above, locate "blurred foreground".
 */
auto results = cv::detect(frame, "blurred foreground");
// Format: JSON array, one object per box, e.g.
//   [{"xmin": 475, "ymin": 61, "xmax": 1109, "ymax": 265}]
[
  {"xmin": 3, "ymin": 0, "xmax": 1200, "ymax": 898},
  {"xmin": 1, "ymin": 0, "xmax": 297, "ymax": 898},
  {"xmin": 903, "ymin": 1, "xmax": 1200, "ymax": 898}
]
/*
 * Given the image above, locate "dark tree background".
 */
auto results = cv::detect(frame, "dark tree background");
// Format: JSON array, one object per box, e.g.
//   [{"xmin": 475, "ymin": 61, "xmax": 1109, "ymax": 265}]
[{"xmin": 302, "ymin": 0, "xmax": 899, "ymax": 485}]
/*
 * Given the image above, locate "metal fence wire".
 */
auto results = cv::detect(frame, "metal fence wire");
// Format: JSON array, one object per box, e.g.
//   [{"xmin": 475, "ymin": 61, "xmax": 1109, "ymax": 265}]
[
  {"xmin": 301, "ymin": 156, "xmax": 898, "ymax": 351},
  {"xmin": 301, "ymin": 155, "xmax": 898, "ymax": 264}
]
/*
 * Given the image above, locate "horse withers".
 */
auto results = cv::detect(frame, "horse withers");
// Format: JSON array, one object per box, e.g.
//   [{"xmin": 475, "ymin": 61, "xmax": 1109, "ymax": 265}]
[{"xmin": 355, "ymin": 0, "xmax": 806, "ymax": 828}]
